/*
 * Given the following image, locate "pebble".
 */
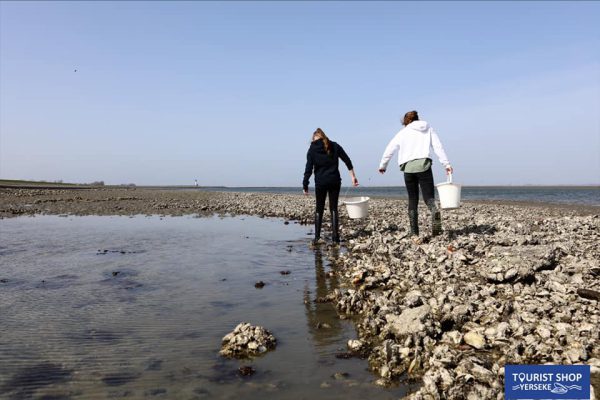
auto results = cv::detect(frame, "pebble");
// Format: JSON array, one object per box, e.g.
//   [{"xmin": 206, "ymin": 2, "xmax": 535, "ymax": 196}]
[
  {"xmin": 464, "ymin": 331, "xmax": 486, "ymax": 350},
  {"xmin": 238, "ymin": 366, "xmax": 255, "ymax": 376},
  {"xmin": 332, "ymin": 372, "xmax": 349, "ymax": 380},
  {"xmin": 347, "ymin": 339, "xmax": 364, "ymax": 352}
]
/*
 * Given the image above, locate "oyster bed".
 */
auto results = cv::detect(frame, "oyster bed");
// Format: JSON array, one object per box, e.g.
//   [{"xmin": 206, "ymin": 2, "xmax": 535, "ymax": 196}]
[
  {"xmin": 1, "ymin": 188, "xmax": 599, "ymax": 398},
  {"xmin": 337, "ymin": 200, "xmax": 599, "ymax": 399}
]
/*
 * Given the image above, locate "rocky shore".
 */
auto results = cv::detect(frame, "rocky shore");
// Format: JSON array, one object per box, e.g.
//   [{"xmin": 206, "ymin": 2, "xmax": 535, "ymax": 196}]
[
  {"xmin": 338, "ymin": 201, "xmax": 599, "ymax": 399},
  {"xmin": 1, "ymin": 188, "xmax": 599, "ymax": 398}
]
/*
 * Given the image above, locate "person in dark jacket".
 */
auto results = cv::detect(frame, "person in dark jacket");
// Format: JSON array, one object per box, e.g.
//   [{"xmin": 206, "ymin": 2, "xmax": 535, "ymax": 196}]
[{"xmin": 303, "ymin": 128, "xmax": 358, "ymax": 244}]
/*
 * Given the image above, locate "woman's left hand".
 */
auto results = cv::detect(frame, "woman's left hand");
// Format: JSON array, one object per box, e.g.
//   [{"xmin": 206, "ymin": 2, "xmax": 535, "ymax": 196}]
[{"xmin": 352, "ymin": 177, "xmax": 359, "ymax": 187}]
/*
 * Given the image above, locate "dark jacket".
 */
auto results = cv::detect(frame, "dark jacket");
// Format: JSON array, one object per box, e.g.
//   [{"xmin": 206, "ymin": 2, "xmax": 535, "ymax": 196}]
[{"xmin": 303, "ymin": 139, "xmax": 353, "ymax": 191}]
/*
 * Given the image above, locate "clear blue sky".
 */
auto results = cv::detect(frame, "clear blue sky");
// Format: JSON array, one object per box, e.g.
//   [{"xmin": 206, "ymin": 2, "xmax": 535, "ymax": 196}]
[{"xmin": 1, "ymin": 1, "xmax": 599, "ymax": 186}]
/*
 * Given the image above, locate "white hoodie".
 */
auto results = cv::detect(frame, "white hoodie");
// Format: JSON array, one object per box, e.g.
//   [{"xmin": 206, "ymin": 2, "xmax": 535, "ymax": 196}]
[{"xmin": 378, "ymin": 121, "xmax": 451, "ymax": 170}]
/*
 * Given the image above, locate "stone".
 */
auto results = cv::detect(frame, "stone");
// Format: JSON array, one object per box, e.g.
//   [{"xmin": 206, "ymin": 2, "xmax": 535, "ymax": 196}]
[
  {"xmin": 347, "ymin": 339, "xmax": 364, "ymax": 352},
  {"xmin": 385, "ymin": 305, "xmax": 431, "ymax": 337},
  {"xmin": 219, "ymin": 323, "xmax": 276, "ymax": 358},
  {"xmin": 404, "ymin": 290, "xmax": 424, "ymax": 307},
  {"xmin": 536, "ymin": 326, "xmax": 551, "ymax": 339},
  {"xmin": 464, "ymin": 331, "xmax": 486, "ymax": 350}
]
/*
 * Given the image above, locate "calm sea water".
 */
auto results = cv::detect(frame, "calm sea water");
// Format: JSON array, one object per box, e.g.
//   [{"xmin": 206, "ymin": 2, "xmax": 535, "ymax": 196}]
[
  {"xmin": 197, "ymin": 186, "xmax": 600, "ymax": 206},
  {"xmin": 0, "ymin": 215, "xmax": 415, "ymax": 399}
]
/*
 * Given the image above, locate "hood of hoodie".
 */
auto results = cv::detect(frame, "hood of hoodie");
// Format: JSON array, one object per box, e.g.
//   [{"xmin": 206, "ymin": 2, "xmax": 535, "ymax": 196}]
[
  {"xmin": 311, "ymin": 139, "xmax": 324, "ymax": 148},
  {"xmin": 310, "ymin": 139, "xmax": 331, "ymax": 154},
  {"xmin": 406, "ymin": 120, "xmax": 430, "ymax": 132}
]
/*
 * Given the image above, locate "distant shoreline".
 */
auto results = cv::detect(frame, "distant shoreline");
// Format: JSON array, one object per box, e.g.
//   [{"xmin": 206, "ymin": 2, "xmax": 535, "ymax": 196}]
[{"xmin": 1, "ymin": 184, "xmax": 598, "ymax": 190}]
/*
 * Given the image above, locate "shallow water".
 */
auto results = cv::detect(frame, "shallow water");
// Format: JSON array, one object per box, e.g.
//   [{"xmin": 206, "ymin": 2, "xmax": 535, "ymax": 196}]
[{"xmin": 0, "ymin": 215, "xmax": 413, "ymax": 399}]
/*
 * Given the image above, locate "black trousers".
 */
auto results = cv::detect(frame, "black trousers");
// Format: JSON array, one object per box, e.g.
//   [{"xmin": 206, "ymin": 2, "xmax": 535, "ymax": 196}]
[
  {"xmin": 404, "ymin": 168, "xmax": 435, "ymax": 211},
  {"xmin": 315, "ymin": 184, "xmax": 341, "ymax": 215}
]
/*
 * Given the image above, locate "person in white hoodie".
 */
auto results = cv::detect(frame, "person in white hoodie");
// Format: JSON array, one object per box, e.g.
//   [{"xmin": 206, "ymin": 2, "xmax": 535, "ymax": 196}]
[{"xmin": 378, "ymin": 111, "xmax": 453, "ymax": 240}]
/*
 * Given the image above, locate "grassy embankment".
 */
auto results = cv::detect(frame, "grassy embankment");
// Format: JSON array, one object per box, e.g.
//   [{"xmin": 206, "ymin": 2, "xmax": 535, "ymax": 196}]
[{"xmin": 0, "ymin": 179, "xmax": 93, "ymax": 188}]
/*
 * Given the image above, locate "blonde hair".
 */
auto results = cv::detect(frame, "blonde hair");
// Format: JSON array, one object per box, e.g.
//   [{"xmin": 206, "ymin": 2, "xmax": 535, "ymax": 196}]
[{"xmin": 312, "ymin": 128, "xmax": 332, "ymax": 155}]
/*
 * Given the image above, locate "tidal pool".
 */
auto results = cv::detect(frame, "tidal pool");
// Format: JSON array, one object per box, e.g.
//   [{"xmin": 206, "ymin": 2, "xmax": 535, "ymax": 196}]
[{"xmin": 0, "ymin": 215, "xmax": 413, "ymax": 399}]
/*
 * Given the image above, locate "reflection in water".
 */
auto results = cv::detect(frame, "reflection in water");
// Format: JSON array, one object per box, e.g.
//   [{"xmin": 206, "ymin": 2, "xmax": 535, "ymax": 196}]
[{"xmin": 304, "ymin": 247, "xmax": 343, "ymax": 348}]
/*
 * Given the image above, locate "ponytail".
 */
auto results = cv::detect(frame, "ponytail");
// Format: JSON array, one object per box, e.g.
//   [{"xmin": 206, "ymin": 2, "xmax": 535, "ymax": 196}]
[
  {"xmin": 403, "ymin": 110, "xmax": 419, "ymax": 126},
  {"xmin": 312, "ymin": 128, "xmax": 332, "ymax": 155}
]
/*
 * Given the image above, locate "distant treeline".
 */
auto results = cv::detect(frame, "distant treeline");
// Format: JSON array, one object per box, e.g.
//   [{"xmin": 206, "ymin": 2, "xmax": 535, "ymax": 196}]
[{"xmin": 0, "ymin": 179, "xmax": 136, "ymax": 187}]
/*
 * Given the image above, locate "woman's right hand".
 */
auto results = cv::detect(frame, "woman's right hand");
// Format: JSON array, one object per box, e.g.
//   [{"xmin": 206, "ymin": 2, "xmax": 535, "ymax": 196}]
[
  {"xmin": 303, "ymin": 189, "xmax": 309, "ymax": 196},
  {"xmin": 352, "ymin": 177, "xmax": 359, "ymax": 187}
]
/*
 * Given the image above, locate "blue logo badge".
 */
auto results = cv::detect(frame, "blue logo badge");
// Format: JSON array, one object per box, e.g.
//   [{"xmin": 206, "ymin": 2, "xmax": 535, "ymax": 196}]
[{"xmin": 505, "ymin": 365, "xmax": 590, "ymax": 399}]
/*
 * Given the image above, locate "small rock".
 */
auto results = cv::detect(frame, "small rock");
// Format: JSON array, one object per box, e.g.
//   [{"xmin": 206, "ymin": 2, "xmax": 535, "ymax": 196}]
[
  {"xmin": 444, "ymin": 330, "xmax": 463, "ymax": 345},
  {"xmin": 332, "ymin": 372, "xmax": 350, "ymax": 380},
  {"xmin": 385, "ymin": 305, "xmax": 431, "ymax": 336},
  {"xmin": 347, "ymin": 339, "xmax": 364, "ymax": 352},
  {"xmin": 315, "ymin": 295, "xmax": 333, "ymax": 303},
  {"xmin": 404, "ymin": 290, "xmax": 424, "ymax": 307},
  {"xmin": 219, "ymin": 322, "xmax": 276, "ymax": 358},
  {"xmin": 379, "ymin": 365, "xmax": 391, "ymax": 379},
  {"xmin": 238, "ymin": 366, "xmax": 255, "ymax": 376},
  {"xmin": 464, "ymin": 331, "xmax": 486, "ymax": 349},
  {"xmin": 496, "ymin": 322, "xmax": 511, "ymax": 339},
  {"xmin": 146, "ymin": 388, "xmax": 167, "ymax": 396},
  {"xmin": 374, "ymin": 378, "xmax": 389, "ymax": 387},
  {"xmin": 536, "ymin": 326, "xmax": 551, "ymax": 339},
  {"xmin": 254, "ymin": 281, "xmax": 265, "ymax": 288},
  {"xmin": 484, "ymin": 327, "xmax": 497, "ymax": 339}
]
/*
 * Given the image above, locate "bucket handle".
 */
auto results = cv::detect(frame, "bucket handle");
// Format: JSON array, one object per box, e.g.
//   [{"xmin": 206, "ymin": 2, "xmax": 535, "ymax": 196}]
[
  {"xmin": 446, "ymin": 172, "xmax": 453, "ymax": 184},
  {"xmin": 341, "ymin": 185, "xmax": 352, "ymax": 204},
  {"xmin": 342, "ymin": 175, "xmax": 370, "ymax": 203}
]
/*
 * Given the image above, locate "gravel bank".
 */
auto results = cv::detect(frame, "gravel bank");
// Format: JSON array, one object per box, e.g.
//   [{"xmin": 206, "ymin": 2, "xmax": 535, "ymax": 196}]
[{"xmin": 1, "ymin": 188, "xmax": 598, "ymax": 398}]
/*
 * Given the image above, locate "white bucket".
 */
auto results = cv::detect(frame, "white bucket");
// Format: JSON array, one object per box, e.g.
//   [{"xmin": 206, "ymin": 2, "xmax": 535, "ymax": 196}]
[
  {"xmin": 435, "ymin": 173, "xmax": 461, "ymax": 209},
  {"xmin": 343, "ymin": 196, "xmax": 370, "ymax": 219}
]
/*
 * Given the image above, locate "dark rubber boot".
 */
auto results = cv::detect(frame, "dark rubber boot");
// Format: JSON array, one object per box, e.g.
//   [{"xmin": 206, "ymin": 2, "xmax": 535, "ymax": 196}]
[
  {"xmin": 408, "ymin": 209, "xmax": 419, "ymax": 236},
  {"xmin": 331, "ymin": 210, "xmax": 340, "ymax": 244},
  {"xmin": 427, "ymin": 200, "xmax": 442, "ymax": 236},
  {"xmin": 313, "ymin": 212, "xmax": 323, "ymax": 245}
]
